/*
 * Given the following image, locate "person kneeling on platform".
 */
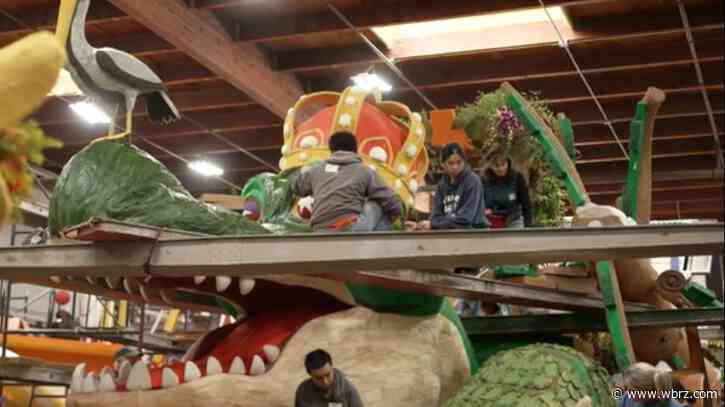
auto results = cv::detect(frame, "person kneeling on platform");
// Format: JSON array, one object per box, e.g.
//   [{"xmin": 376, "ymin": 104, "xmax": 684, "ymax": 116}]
[
  {"xmin": 295, "ymin": 349, "xmax": 364, "ymax": 407},
  {"xmin": 293, "ymin": 131, "xmax": 401, "ymax": 232}
]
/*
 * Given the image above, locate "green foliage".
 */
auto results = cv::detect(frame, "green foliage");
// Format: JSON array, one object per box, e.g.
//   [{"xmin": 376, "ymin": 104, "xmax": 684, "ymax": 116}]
[
  {"xmin": 0, "ymin": 120, "xmax": 62, "ymax": 221},
  {"xmin": 453, "ymin": 88, "xmax": 567, "ymax": 227}
]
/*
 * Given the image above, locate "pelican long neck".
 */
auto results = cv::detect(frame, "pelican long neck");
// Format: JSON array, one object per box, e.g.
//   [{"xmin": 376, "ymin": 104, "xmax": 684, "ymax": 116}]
[{"xmin": 55, "ymin": 0, "xmax": 89, "ymax": 48}]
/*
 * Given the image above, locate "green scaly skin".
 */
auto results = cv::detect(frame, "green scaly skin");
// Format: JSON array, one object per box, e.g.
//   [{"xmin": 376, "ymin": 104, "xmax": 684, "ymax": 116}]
[{"xmin": 443, "ymin": 344, "xmax": 614, "ymax": 407}]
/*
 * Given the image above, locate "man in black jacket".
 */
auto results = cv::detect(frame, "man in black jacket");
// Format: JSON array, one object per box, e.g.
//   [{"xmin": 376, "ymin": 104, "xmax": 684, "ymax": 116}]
[{"xmin": 482, "ymin": 154, "xmax": 532, "ymax": 228}]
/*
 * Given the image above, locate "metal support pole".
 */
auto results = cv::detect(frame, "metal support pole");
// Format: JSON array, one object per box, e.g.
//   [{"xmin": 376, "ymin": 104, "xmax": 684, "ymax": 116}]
[
  {"xmin": 70, "ymin": 291, "xmax": 77, "ymax": 323},
  {"xmin": 2, "ymin": 280, "xmax": 13, "ymax": 358},
  {"xmin": 138, "ymin": 302, "xmax": 146, "ymax": 354},
  {"xmin": 96, "ymin": 298, "xmax": 124, "ymax": 329},
  {"xmin": 84, "ymin": 294, "xmax": 91, "ymax": 328},
  {"xmin": 46, "ymin": 290, "xmax": 56, "ymax": 328},
  {"xmin": 10, "ymin": 289, "xmax": 51, "ymax": 314}
]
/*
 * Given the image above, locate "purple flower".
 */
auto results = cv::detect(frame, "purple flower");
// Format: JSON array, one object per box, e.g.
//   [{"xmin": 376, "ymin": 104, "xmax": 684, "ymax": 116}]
[{"xmin": 496, "ymin": 106, "xmax": 522, "ymax": 139}]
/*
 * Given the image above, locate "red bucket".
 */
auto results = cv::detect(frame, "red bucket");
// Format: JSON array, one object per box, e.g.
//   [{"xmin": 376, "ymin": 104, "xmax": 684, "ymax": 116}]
[{"xmin": 487, "ymin": 214, "xmax": 508, "ymax": 229}]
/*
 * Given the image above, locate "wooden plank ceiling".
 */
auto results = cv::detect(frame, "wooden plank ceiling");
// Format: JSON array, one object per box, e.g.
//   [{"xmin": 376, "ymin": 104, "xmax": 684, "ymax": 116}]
[{"xmin": 1, "ymin": 0, "xmax": 723, "ymax": 220}]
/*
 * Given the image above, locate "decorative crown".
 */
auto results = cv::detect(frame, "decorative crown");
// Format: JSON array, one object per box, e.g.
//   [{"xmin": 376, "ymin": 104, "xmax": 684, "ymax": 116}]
[{"xmin": 278, "ymin": 86, "xmax": 429, "ymax": 207}]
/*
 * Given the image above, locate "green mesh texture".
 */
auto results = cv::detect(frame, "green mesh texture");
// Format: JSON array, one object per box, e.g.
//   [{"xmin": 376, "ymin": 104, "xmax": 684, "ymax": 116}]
[
  {"xmin": 443, "ymin": 344, "xmax": 614, "ymax": 407},
  {"xmin": 48, "ymin": 140, "xmax": 268, "ymax": 236}
]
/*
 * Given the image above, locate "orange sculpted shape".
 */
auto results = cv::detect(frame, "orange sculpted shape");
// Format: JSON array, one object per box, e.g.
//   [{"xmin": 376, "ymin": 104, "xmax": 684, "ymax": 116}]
[{"xmin": 430, "ymin": 109, "xmax": 473, "ymax": 150}]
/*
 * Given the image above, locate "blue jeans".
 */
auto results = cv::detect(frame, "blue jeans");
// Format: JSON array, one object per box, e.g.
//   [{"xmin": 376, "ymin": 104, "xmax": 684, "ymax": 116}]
[
  {"xmin": 319, "ymin": 201, "xmax": 392, "ymax": 233},
  {"xmin": 349, "ymin": 201, "xmax": 392, "ymax": 232}
]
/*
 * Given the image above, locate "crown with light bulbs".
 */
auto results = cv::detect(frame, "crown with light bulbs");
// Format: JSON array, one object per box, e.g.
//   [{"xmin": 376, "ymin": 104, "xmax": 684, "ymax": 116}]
[{"xmin": 279, "ymin": 86, "xmax": 429, "ymax": 207}]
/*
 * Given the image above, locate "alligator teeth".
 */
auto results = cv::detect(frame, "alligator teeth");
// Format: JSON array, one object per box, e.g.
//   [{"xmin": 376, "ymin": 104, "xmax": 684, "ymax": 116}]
[
  {"xmin": 105, "ymin": 277, "xmax": 121, "ymax": 289},
  {"xmin": 206, "ymin": 356, "xmax": 223, "ymax": 376},
  {"xmin": 162, "ymin": 367, "xmax": 180, "ymax": 388},
  {"xmin": 184, "ymin": 361, "xmax": 202, "ymax": 382},
  {"xmin": 249, "ymin": 355, "xmax": 266, "ymax": 376},
  {"xmin": 216, "ymin": 276, "xmax": 232, "ymax": 292},
  {"xmin": 228, "ymin": 356, "xmax": 246, "ymax": 375},
  {"xmin": 71, "ymin": 363, "xmax": 86, "ymax": 393},
  {"xmin": 126, "ymin": 361, "xmax": 151, "ymax": 391},
  {"xmin": 239, "ymin": 278, "xmax": 255, "ymax": 296},
  {"xmin": 100, "ymin": 367, "xmax": 116, "ymax": 379},
  {"xmin": 139, "ymin": 285, "xmax": 153, "ymax": 302},
  {"xmin": 263, "ymin": 345, "xmax": 280, "ymax": 363},
  {"xmin": 117, "ymin": 360, "xmax": 132, "ymax": 382},
  {"xmin": 99, "ymin": 372, "xmax": 116, "ymax": 392},
  {"xmin": 82, "ymin": 373, "xmax": 99, "ymax": 393},
  {"xmin": 123, "ymin": 278, "xmax": 139, "ymax": 294},
  {"xmin": 194, "ymin": 276, "xmax": 207, "ymax": 285}
]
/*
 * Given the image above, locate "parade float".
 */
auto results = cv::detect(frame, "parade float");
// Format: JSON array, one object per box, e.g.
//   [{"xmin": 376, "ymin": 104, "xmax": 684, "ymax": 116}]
[
  {"xmin": 44, "ymin": 81, "xmax": 719, "ymax": 406},
  {"xmin": 0, "ymin": 2, "xmax": 721, "ymax": 406}
]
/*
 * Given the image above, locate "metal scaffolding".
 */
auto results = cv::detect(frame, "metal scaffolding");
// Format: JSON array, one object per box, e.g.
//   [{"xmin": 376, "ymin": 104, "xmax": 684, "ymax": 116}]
[{"xmin": 0, "ymin": 222, "xmax": 722, "ymax": 279}]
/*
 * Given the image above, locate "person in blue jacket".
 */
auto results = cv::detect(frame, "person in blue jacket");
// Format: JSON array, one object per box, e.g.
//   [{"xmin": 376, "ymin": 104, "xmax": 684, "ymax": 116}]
[{"xmin": 413, "ymin": 143, "xmax": 488, "ymax": 231}]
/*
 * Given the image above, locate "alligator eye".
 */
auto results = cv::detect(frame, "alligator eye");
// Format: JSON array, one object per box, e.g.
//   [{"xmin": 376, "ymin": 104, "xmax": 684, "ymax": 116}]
[{"xmin": 296, "ymin": 196, "xmax": 314, "ymax": 219}]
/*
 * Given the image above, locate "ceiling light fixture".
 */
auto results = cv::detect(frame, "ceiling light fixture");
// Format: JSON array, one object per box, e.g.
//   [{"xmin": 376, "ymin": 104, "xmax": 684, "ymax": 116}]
[
  {"xmin": 189, "ymin": 160, "xmax": 224, "ymax": 177},
  {"xmin": 351, "ymin": 72, "xmax": 393, "ymax": 92},
  {"xmin": 69, "ymin": 101, "xmax": 111, "ymax": 124},
  {"xmin": 372, "ymin": 7, "xmax": 572, "ymax": 58}
]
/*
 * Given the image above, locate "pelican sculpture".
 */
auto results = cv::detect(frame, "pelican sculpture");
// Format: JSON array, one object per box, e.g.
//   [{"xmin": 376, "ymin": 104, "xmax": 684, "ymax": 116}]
[{"xmin": 55, "ymin": 0, "xmax": 180, "ymax": 141}]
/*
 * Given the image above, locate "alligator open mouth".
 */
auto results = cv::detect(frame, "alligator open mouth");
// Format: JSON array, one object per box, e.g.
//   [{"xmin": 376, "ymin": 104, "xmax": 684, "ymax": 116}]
[
  {"xmin": 69, "ymin": 274, "xmax": 354, "ymax": 393},
  {"xmin": 67, "ymin": 274, "xmax": 472, "ymax": 407}
]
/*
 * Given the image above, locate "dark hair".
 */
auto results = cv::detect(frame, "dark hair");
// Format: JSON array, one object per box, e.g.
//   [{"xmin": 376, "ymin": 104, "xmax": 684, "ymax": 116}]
[
  {"xmin": 329, "ymin": 131, "xmax": 358, "ymax": 152},
  {"xmin": 441, "ymin": 142, "xmax": 466, "ymax": 162},
  {"xmin": 305, "ymin": 349, "xmax": 332, "ymax": 373}
]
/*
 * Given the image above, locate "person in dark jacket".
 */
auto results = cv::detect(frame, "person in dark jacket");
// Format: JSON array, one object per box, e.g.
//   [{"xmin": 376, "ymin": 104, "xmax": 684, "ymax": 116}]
[
  {"xmin": 294, "ymin": 131, "xmax": 401, "ymax": 232},
  {"xmin": 482, "ymin": 152, "xmax": 532, "ymax": 229},
  {"xmin": 413, "ymin": 143, "xmax": 488, "ymax": 231},
  {"xmin": 295, "ymin": 349, "xmax": 364, "ymax": 407},
  {"xmin": 411, "ymin": 143, "xmax": 487, "ymax": 284}
]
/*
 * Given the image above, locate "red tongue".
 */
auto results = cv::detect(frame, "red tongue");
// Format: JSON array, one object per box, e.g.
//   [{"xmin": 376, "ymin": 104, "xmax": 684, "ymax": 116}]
[
  {"xmin": 141, "ymin": 302, "xmax": 346, "ymax": 389},
  {"xmin": 202, "ymin": 304, "xmax": 342, "ymax": 363}
]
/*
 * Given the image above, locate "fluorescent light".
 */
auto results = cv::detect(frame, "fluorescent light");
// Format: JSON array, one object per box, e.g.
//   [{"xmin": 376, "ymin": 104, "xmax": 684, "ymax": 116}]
[
  {"xmin": 70, "ymin": 101, "xmax": 111, "ymax": 124},
  {"xmin": 372, "ymin": 7, "xmax": 572, "ymax": 58},
  {"xmin": 374, "ymin": 7, "xmax": 567, "ymax": 42},
  {"xmin": 351, "ymin": 72, "xmax": 393, "ymax": 92},
  {"xmin": 49, "ymin": 69, "xmax": 83, "ymax": 96},
  {"xmin": 189, "ymin": 160, "xmax": 224, "ymax": 177}
]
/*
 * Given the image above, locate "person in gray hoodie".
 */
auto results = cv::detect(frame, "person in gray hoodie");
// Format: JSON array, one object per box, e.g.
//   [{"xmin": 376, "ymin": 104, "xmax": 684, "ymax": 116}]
[
  {"xmin": 295, "ymin": 349, "xmax": 364, "ymax": 407},
  {"xmin": 413, "ymin": 143, "xmax": 488, "ymax": 231},
  {"xmin": 293, "ymin": 131, "xmax": 401, "ymax": 232}
]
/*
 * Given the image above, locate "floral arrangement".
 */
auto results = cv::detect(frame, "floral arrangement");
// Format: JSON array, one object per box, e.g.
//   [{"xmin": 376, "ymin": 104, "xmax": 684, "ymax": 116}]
[
  {"xmin": 452, "ymin": 88, "xmax": 568, "ymax": 227},
  {"xmin": 0, "ymin": 120, "xmax": 62, "ymax": 223}
]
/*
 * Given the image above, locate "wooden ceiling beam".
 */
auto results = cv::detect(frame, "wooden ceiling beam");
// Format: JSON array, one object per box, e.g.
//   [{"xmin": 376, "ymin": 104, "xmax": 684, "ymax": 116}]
[
  {"xmin": 108, "ymin": 0, "xmax": 303, "ymax": 118},
  {"xmin": 34, "ymin": 87, "xmax": 256, "ymax": 125},
  {"xmin": 575, "ymin": 111, "xmax": 723, "ymax": 143},
  {"xmin": 230, "ymin": 0, "xmax": 720, "ymax": 43},
  {"xmin": 40, "ymin": 107, "xmax": 281, "ymax": 146},
  {"xmin": 578, "ymin": 135, "xmax": 725, "ymax": 162},
  {"xmin": 308, "ymin": 44, "xmax": 723, "ymax": 106}
]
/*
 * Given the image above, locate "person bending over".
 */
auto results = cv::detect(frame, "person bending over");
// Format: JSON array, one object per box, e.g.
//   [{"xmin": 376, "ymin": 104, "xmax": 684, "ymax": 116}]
[{"xmin": 294, "ymin": 131, "xmax": 401, "ymax": 232}]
